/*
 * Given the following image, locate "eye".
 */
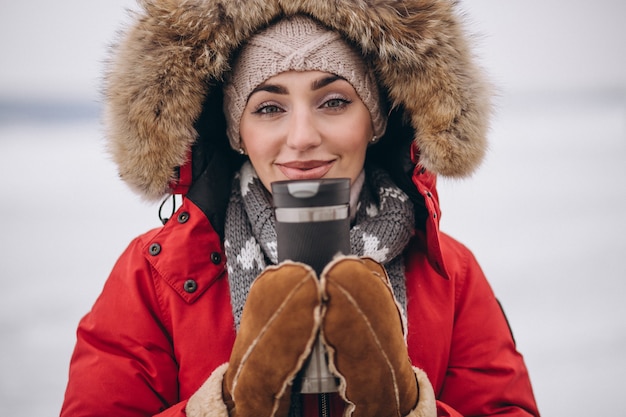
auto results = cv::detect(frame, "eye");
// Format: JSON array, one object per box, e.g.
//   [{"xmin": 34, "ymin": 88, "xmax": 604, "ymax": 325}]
[
  {"xmin": 322, "ymin": 96, "xmax": 352, "ymax": 110},
  {"xmin": 253, "ymin": 102, "xmax": 283, "ymax": 115}
]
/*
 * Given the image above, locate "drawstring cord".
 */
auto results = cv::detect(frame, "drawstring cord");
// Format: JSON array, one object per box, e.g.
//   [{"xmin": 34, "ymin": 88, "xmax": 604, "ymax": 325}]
[{"xmin": 158, "ymin": 194, "xmax": 179, "ymax": 225}]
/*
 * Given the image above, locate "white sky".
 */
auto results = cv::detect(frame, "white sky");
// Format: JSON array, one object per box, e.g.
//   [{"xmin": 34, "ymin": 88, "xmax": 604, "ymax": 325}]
[{"xmin": 1, "ymin": 0, "xmax": 625, "ymax": 100}]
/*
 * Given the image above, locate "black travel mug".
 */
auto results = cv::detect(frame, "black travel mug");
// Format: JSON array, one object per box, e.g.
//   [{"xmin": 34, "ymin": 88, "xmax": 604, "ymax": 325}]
[{"xmin": 272, "ymin": 178, "xmax": 351, "ymax": 393}]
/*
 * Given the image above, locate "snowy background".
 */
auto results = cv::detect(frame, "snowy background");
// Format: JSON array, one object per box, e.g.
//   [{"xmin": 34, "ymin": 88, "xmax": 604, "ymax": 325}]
[{"xmin": 1, "ymin": 0, "xmax": 625, "ymax": 415}]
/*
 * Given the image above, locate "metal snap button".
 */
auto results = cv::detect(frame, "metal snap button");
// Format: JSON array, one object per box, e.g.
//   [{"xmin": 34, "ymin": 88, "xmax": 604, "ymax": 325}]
[
  {"xmin": 183, "ymin": 279, "xmax": 198, "ymax": 293},
  {"xmin": 210, "ymin": 252, "xmax": 222, "ymax": 265},
  {"xmin": 149, "ymin": 243, "xmax": 162, "ymax": 256},
  {"xmin": 177, "ymin": 212, "xmax": 190, "ymax": 224}
]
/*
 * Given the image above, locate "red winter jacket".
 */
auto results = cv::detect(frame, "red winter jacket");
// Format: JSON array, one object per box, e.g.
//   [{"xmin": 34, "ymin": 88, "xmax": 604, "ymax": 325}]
[
  {"xmin": 60, "ymin": 169, "xmax": 539, "ymax": 416},
  {"xmin": 67, "ymin": 0, "xmax": 541, "ymax": 414}
]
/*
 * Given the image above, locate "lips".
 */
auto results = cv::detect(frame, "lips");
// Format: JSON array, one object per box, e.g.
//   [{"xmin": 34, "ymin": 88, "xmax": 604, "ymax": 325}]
[{"xmin": 277, "ymin": 160, "xmax": 335, "ymax": 180}]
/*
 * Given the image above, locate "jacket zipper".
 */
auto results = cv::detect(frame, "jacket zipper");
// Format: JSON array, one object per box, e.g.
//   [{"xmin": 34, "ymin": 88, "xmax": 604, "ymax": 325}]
[{"xmin": 319, "ymin": 393, "xmax": 330, "ymax": 417}]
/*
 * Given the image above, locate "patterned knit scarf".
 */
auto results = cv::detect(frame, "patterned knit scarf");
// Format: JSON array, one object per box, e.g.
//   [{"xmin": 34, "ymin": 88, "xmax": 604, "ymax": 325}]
[{"xmin": 224, "ymin": 162, "xmax": 414, "ymax": 330}]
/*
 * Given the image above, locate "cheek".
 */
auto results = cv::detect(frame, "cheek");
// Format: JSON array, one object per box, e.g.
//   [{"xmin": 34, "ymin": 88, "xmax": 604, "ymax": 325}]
[
  {"xmin": 241, "ymin": 118, "xmax": 273, "ymax": 156},
  {"xmin": 335, "ymin": 118, "xmax": 372, "ymax": 154},
  {"xmin": 330, "ymin": 123, "xmax": 370, "ymax": 183},
  {"xmin": 241, "ymin": 137, "xmax": 274, "ymax": 178},
  {"xmin": 240, "ymin": 122, "xmax": 279, "ymax": 189},
  {"xmin": 342, "ymin": 112, "xmax": 373, "ymax": 180},
  {"xmin": 239, "ymin": 116, "xmax": 255, "ymax": 152}
]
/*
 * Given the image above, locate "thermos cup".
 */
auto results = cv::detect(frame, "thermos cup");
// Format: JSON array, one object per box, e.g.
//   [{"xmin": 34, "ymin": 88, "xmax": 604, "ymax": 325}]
[{"xmin": 272, "ymin": 178, "xmax": 351, "ymax": 394}]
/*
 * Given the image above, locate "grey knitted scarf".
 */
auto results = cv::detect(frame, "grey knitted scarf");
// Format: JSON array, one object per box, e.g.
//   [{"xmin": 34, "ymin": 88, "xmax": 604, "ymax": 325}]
[{"xmin": 224, "ymin": 162, "xmax": 414, "ymax": 330}]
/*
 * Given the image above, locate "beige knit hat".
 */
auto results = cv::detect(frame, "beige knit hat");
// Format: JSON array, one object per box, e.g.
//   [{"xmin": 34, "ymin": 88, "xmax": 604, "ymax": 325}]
[{"xmin": 223, "ymin": 15, "xmax": 387, "ymax": 151}]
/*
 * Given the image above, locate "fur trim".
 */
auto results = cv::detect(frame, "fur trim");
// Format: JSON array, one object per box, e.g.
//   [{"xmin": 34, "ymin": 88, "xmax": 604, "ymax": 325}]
[
  {"xmin": 408, "ymin": 366, "xmax": 437, "ymax": 417},
  {"xmin": 185, "ymin": 363, "xmax": 230, "ymax": 417},
  {"xmin": 105, "ymin": 0, "xmax": 491, "ymax": 200}
]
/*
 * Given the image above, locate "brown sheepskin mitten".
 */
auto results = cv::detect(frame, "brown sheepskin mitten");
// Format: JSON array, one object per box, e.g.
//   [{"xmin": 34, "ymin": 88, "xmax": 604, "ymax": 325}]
[
  {"xmin": 321, "ymin": 256, "xmax": 435, "ymax": 417},
  {"xmin": 222, "ymin": 261, "xmax": 323, "ymax": 417},
  {"xmin": 186, "ymin": 261, "xmax": 322, "ymax": 417}
]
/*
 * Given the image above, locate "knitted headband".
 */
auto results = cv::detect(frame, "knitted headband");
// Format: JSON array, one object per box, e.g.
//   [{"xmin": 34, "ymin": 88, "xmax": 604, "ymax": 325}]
[{"xmin": 223, "ymin": 15, "xmax": 387, "ymax": 151}]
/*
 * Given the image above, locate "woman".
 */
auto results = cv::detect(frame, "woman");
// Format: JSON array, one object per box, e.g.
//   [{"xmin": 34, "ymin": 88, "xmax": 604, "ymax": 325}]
[{"xmin": 61, "ymin": 1, "xmax": 540, "ymax": 416}]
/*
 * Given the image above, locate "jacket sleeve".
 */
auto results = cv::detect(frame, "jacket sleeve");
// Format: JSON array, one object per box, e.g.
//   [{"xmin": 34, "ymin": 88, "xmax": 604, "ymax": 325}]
[
  {"xmin": 435, "ymin": 237, "xmax": 540, "ymax": 416},
  {"xmin": 60, "ymin": 237, "xmax": 187, "ymax": 417}
]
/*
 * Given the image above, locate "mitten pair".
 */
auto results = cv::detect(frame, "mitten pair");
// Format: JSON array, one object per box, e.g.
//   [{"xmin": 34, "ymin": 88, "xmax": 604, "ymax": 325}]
[{"xmin": 187, "ymin": 257, "xmax": 436, "ymax": 417}]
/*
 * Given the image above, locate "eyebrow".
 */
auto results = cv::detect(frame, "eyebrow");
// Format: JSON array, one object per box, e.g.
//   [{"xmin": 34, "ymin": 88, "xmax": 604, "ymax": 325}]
[
  {"xmin": 249, "ymin": 84, "xmax": 288, "ymax": 96},
  {"xmin": 248, "ymin": 74, "xmax": 344, "ymax": 97},
  {"xmin": 312, "ymin": 74, "xmax": 343, "ymax": 90}
]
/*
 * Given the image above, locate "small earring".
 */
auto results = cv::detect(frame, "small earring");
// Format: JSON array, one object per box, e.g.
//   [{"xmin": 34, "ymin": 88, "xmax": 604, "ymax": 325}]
[
  {"xmin": 238, "ymin": 147, "xmax": 246, "ymax": 155},
  {"xmin": 370, "ymin": 135, "xmax": 378, "ymax": 144}
]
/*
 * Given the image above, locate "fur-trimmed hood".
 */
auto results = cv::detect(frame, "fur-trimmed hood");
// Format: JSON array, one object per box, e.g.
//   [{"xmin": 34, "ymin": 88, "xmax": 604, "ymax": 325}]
[{"xmin": 105, "ymin": 0, "xmax": 491, "ymax": 201}]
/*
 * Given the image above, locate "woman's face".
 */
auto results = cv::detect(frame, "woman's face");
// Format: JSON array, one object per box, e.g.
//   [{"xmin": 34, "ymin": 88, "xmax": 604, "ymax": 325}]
[{"xmin": 240, "ymin": 70, "xmax": 374, "ymax": 191}]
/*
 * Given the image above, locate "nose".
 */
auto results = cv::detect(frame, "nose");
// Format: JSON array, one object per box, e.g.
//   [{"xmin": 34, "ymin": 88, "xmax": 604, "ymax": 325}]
[{"xmin": 285, "ymin": 107, "xmax": 322, "ymax": 151}]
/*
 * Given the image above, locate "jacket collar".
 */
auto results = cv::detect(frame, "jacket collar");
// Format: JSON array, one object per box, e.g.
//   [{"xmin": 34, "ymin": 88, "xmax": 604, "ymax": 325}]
[{"xmin": 410, "ymin": 142, "xmax": 449, "ymax": 279}]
